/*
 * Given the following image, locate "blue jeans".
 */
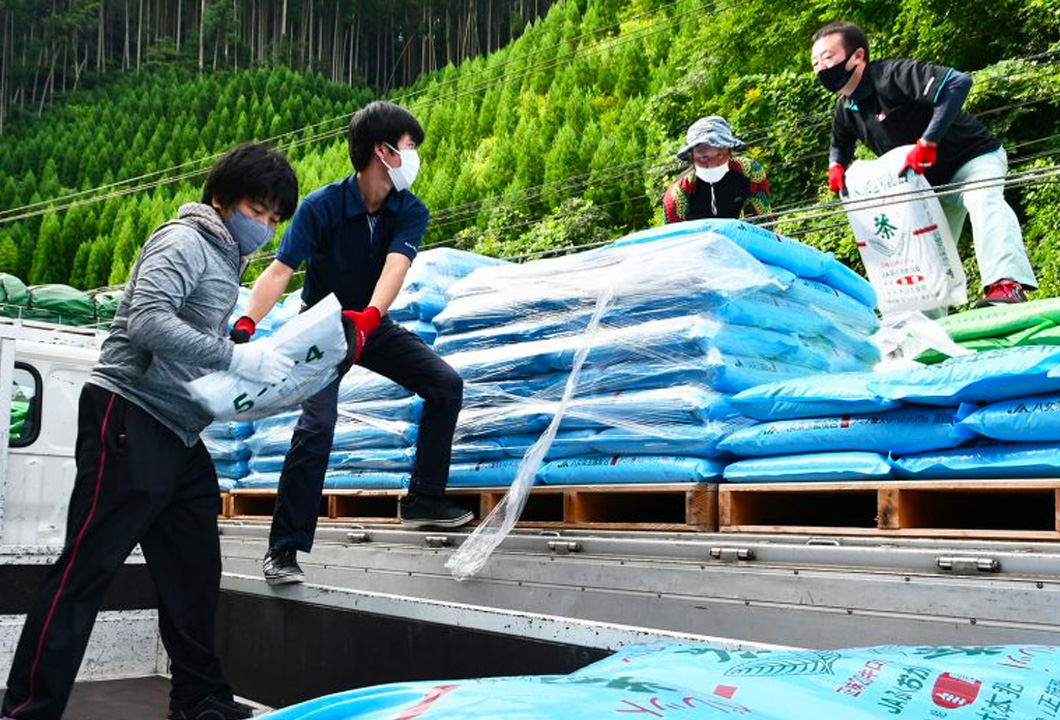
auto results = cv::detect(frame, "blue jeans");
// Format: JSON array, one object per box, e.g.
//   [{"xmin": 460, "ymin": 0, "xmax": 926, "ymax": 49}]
[{"xmin": 269, "ymin": 318, "xmax": 463, "ymax": 552}]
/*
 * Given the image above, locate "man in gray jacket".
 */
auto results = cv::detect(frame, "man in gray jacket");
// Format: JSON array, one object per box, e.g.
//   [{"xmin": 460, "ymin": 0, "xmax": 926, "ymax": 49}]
[{"xmin": 1, "ymin": 143, "xmax": 298, "ymax": 720}]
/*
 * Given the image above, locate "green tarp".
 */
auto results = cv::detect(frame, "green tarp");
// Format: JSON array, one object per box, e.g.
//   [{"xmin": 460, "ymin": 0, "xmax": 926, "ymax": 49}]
[
  {"xmin": 25, "ymin": 284, "xmax": 96, "ymax": 326},
  {"xmin": 0, "ymin": 274, "xmax": 29, "ymax": 319}
]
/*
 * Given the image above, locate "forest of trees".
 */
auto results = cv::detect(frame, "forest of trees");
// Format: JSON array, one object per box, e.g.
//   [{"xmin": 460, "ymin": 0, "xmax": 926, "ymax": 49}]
[
  {"xmin": 0, "ymin": 0, "xmax": 1059, "ymax": 299},
  {"xmin": 0, "ymin": 0, "xmax": 555, "ymax": 134}
]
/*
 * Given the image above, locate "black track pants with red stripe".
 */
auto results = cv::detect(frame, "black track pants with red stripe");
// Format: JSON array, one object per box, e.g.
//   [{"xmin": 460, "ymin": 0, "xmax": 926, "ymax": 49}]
[{"xmin": 2, "ymin": 383, "xmax": 231, "ymax": 720}]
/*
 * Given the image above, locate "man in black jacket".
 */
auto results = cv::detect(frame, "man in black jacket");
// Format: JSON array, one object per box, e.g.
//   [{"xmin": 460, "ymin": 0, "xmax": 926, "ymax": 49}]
[{"xmin": 812, "ymin": 21, "xmax": 1036, "ymax": 307}]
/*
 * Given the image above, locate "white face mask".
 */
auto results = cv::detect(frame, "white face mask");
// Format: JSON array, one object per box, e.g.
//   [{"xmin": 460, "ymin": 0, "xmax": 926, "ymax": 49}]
[
  {"xmin": 382, "ymin": 144, "xmax": 421, "ymax": 191},
  {"xmin": 695, "ymin": 163, "xmax": 729, "ymax": 184}
]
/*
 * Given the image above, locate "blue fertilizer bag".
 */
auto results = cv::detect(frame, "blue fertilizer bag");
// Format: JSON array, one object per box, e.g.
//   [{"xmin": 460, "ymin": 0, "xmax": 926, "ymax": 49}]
[
  {"xmin": 719, "ymin": 406, "xmax": 973, "ymax": 457},
  {"xmin": 869, "ymin": 345, "xmax": 1060, "ymax": 405},
  {"xmin": 202, "ymin": 421, "xmax": 254, "ymax": 440},
  {"xmin": 213, "ymin": 459, "xmax": 249, "ymax": 480},
  {"xmin": 891, "ymin": 442, "xmax": 1060, "ymax": 479},
  {"xmin": 202, "ymin": 437, "xmax": 251, "ymax": 462},
  {"xmin": 615, "ymin": 219, "xmax": 829, "ymax": 279},
  {"xmin": 447, "ymin": 460, "xmax": 529, "ymax": 487},
  {"xmin": 539, "ymin": 455, "xmax": 724, "ymax": 485},
  {"xmin": 724, "ymin": 451, "xmax": 894, "ymax": 482},
  {"xmin": 731, "ymin": 372, "xmax": 901, "ymax": 421},
  {"xmin": 259, "ymin": 642, "xmax": 1060, "ymax": 720},
  {"xmin": 960, "ymin": 392, "xmax": 1060, "ymax": 442}
]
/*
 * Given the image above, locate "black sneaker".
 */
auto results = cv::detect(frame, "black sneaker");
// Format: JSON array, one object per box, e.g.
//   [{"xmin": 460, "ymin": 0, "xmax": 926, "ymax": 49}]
[
  {"xmin": 262, "ymin": 548, "xmax": 305, "ymax": 586},
  {"xmin": 399, "ymin": 493, "xmax": 473, "ymax": 528},
  {"xmin": 168, "ymin": 694, "xmax": 254, "ymax": 720}
]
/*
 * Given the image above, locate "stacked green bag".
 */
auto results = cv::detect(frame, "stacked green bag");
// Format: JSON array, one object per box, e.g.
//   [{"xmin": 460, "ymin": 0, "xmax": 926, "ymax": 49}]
[
  {"xmin": 0, "ymin": 274, "xmax": 30, "ymax": 319},
  {"xmin": 25, "ymin": 284, "xmax": 96, "ymax": 326},
  {"xmin": 918, "ymin": 298, "xmax": 1060, "ymax": 363}
]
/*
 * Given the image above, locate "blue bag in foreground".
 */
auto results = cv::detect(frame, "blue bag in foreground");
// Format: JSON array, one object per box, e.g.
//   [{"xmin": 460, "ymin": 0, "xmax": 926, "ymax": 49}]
[{"xmin": 258, "ymin": 642, "xmax": 1060, "ymax": 720}]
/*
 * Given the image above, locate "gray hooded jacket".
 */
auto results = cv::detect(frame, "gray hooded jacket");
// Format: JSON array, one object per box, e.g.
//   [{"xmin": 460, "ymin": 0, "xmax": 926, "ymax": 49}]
[{"xmin": 90, "ymin": 203, "xmax": 241, "ymax": 446}]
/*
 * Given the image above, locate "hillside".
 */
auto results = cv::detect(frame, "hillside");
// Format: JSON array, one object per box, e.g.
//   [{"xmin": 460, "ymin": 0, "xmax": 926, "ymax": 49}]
[{"xmin": 1, "ymin": 0, "xmax": 1059, "ymax": 297}]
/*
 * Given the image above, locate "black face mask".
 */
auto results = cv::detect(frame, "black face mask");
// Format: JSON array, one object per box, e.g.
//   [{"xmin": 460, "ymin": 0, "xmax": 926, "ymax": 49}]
[{"xmin": 817, "ymin": 57, "xmax": 855, "ymax": 93}]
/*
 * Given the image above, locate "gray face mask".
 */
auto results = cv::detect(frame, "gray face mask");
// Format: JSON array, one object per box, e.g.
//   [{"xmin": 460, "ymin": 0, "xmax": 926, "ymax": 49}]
[{"xmin": 224, "ymin": 210, "xmax": 275, "ymax": 256}]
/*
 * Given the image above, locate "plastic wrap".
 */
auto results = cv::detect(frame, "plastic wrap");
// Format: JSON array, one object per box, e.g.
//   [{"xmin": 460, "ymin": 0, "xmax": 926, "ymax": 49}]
[
  {"xmin": 337, "ymin": 366, "xmax": 412, "ymax": 403},
  {"xmin": 724, "ymin": 451, "xmax": 894, "ymax": 483},
  {"xmin": 872, "ymin": 311, "xmax": 972, "ymax": 369},
  {"xmin": 250, "ymin": 446, "xmax": 415, "ymax": 473},
  {"xmin": 246, "ymin": 413, "xmax": 417, "ymax": 456},
  {"xmin": 201, "ymin": 421, "xmax": 255, "ymax": 440},
  {"xmin": 202, "ymin": 436, "xmax": 252, "ymax": 462}
]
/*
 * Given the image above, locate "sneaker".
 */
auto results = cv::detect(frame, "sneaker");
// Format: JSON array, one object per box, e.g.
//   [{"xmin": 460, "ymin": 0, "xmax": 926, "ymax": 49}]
[
  {"xmin": 399, "ymin": 493, "xmax": 474, "ymax": 529},
  {"xmin": 977, "ymin": 279, "xmax": 1028, "ymax": 308},
  {"xmin": 262, "ymin": 547, "xmax": 305, "ymax": 586},
  {"xmin": 168, "ymin": 694, "xmax": 254, "ymax": 720}
]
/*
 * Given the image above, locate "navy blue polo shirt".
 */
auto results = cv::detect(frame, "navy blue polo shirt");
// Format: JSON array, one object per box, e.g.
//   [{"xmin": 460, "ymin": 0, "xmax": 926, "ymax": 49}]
[{"xmin": 276, "ymin": 175, "xmax": 429, "ymax": 310}]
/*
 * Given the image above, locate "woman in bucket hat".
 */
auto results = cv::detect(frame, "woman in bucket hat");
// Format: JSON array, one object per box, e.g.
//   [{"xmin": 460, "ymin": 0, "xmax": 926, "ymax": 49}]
[{"xmin": 663, "ymin": 115, "xmax": 771, "ymax": 222}]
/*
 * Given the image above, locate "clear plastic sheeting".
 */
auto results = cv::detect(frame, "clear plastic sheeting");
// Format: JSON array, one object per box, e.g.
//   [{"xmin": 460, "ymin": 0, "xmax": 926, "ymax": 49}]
[
  {"xmin": 440, "ymin": 229, "xmax": 879, "ymax": 580},
  {"xmin": 258, "ymin": 642, "xmax": 1060, "ymax": 720},
  {"xmin": 872, "ymin": 311, "xmax": 971, "ymax": 369}
]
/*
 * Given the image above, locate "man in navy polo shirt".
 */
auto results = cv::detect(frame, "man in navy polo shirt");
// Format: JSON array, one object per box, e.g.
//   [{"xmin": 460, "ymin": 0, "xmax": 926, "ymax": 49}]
[
  {"xmin": 812, "ymin": 21, "xmax": 1037, "ymax": 308},
  {"xmin": 234, "ymin": 101, "xmax": 470, "ymax": 585}
]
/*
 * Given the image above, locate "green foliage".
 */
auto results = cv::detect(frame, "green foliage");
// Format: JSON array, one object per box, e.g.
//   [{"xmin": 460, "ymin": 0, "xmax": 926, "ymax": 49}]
[
  {"xmin": 0, "ymin": 65, "xmax": 371, "ymax": 286},
  {"xmin": 2, "ymin": 0, "xmax": 1060, "ymax": 297}
]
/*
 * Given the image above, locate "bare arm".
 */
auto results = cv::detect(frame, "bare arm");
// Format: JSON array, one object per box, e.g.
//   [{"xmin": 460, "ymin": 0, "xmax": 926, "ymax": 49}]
[
  {"xmin": 244, "ymin": 260, "xmax": 295, "ymax": 322},
  {"xmin": 368, "ymin": 252, "xmax": 412, "ymax": 314}
]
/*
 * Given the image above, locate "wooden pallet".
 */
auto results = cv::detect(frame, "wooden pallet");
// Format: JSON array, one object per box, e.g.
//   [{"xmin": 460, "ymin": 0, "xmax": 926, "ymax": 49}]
[
  {"xmin": 719, "ymin": 479, "xmax": 1060, "ymax": 540},
  {"xmin": 225, "ymin": 483, "xmax": 718, "ymax": 532}
]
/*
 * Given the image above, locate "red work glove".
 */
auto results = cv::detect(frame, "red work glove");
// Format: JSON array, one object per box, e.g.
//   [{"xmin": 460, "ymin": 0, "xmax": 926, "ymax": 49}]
[
  {"xmin": 828, "ymin": 163, "xmax": 847, "ymax": 197},
  {"xmin": 229, "ymin": 316, "xmax": 256, "ymax": 344},
  {"xmin": 900, "ymin": 139, "xmax": 937, "ymax": 177},
  {"xmin": 339, "ymin": 306, "xmax": 381, "ymax": 373}
]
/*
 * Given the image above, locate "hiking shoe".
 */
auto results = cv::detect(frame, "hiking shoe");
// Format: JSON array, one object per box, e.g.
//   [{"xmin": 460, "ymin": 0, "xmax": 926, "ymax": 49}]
[
  {"xmin": 977, "ymin": 279, "xmax": 1028, "ymax": 308},
  {"xmin": 168, "ymin": 694, "xmax": 254, "ymax": 720},
  {"xmin": 399, "ymin": 493, "xmax": 473, "ymax": 528},
  {"xmin": 262, "ymin": 548, "xmax": 305, "ymax": 586}
]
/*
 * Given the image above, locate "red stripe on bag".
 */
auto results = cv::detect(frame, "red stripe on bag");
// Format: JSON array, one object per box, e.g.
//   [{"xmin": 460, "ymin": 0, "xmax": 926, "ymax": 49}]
[
  {"xmin": 912, "ymin": 224, "xmax": 939, "ymax": 235},
  {"xmin": 394, "ymin": 685, "xmax": 459, "ymax": 720}
]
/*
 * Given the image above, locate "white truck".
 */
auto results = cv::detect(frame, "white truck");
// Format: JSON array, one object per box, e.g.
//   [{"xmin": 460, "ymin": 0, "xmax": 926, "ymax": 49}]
[{"xmin": 1, "ymin": 318, "xmax": 1059, "ymax": 718}]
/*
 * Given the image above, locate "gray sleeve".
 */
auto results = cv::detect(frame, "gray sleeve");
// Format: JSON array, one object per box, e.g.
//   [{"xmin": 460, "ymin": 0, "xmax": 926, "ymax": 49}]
[
  {"xmin": 923, "ymin": 69, "xmax": 972, "ymax": 143},
  {"xmin": 125, "ymin": 228, "xmax": 234, "ymax": 370}
]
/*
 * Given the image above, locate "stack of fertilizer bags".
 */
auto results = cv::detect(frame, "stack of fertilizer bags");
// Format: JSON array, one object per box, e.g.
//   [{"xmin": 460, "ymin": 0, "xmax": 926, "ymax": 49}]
[
  {"xmin": 917, "ymin": 298, "xmax": 1060, "ymax": 361},
  {"xmin": 428, "ymin": 218, "xmax": 881, "ymax": 489},
  {"xmin": 234, "ymin": 249, "xmax": 506, "ymax": 492},
  {"xmin": 722, "ymin": 342, "xmax": 1060, "ymax": 482}
]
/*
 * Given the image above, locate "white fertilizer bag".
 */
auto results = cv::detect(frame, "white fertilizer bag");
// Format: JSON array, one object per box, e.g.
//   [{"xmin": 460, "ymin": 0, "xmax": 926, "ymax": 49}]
[
  {"xmin": 188, "ymin": 294, "xmax": 346, "ymax": 421},
  {"xmin": 844, "ymin": 145, "xmax": 967, "ymax": 316}
]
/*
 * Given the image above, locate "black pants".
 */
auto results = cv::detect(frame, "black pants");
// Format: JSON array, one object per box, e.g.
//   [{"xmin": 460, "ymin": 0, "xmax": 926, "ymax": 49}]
[
  {"xmin": 269, "ymin": 318, "xmax": 463, "ymax": 552},
  {"xmin": 2, "ymin": 384, "xmax": 231, "ymax": 720}
]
